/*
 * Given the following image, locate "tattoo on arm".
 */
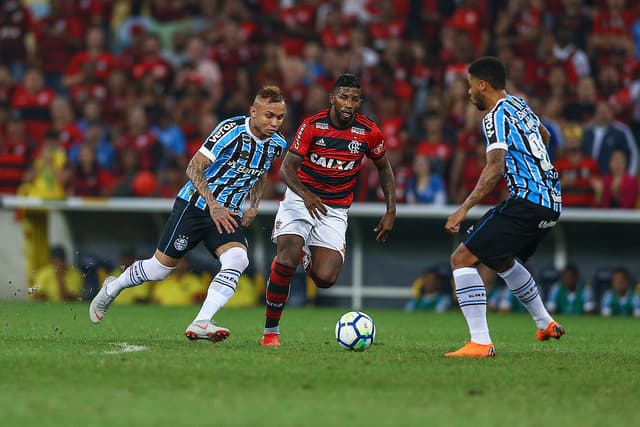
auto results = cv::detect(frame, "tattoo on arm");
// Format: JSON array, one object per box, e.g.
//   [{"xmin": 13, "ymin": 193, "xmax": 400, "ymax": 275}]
[
  {"xmin": 249, "ymin": 175, "xmax": 267, "ymax": 208},
  {"xmin": 461, "ymin": 149, "xmax": 505, "ymax": 211},
  {"xmin": 374, "ymin": 156, "xmax": 397, "ymax": 212},
  {"xmin": 186, "ymin": 153, "xmax": 217, "ymax": 207}
]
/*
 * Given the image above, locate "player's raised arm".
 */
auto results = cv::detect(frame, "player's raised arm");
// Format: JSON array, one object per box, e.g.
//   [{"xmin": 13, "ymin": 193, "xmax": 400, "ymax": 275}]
[
  {"xmin": 279, "ymin": 151, "xmax": 327, "ymax": 219},
  {"xmin": 186, "ymin": 151, "xmax": 238, "ymax": 233},
  {"xmin": 372, "ymin": 155, "xmax": 396, "ymax": 242}
]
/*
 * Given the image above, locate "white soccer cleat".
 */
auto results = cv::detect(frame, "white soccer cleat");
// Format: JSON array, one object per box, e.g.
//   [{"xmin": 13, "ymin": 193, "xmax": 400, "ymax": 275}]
[
  {"xmin": 89, "ymin": 276, "xmax": 116, "ymax": 324},
  {"xmin": 185, "ymin": 320, "xmax": 230, "ymax": 342}
]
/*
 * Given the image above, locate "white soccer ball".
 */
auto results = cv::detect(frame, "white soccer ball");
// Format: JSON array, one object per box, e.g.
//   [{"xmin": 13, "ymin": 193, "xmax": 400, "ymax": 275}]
[{"xmin": 335, "ymin": 311, "xmax": 375, "ymax": 351}]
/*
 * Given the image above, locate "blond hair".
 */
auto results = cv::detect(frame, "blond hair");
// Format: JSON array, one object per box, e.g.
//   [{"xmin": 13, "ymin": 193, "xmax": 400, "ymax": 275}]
[{"xmin": 255, "ymin": 85, "xmax": 284, "ymax": 103}]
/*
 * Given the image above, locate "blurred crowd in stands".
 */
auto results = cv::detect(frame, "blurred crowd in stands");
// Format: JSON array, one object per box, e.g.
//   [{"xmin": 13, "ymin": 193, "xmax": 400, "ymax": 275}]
[{"xmin": 1, "ymin": 0, "xmax": 640, "ymax": 208}]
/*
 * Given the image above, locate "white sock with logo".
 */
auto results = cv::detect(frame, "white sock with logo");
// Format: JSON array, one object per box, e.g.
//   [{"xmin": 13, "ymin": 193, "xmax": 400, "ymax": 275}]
[
  {"xmin": 498, "ymin": 261, "xmax": 552, "ymax": 329},
  {"xmin": 106, "ymin": 256, "xmax": 174, "ymax": 297},
  {"xmin": 193, "ymin": 247, "xmax": 249, "ymax": 322},
  {"xmin": 453, "ymin": 267, "xmax": 492, "ymax": 345}
]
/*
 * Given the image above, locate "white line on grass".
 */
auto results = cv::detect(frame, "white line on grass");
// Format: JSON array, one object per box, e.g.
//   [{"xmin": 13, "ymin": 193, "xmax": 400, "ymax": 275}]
[{"xmin": 104, "ymin": 342, "xmax": 148, "ymax": 354}]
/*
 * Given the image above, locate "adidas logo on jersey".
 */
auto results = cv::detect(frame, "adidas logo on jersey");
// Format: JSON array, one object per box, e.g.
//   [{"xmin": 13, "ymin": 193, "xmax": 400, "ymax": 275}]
[{"xmin": 315, "ymin": 138, "xmax": 326, "ymax": 146}]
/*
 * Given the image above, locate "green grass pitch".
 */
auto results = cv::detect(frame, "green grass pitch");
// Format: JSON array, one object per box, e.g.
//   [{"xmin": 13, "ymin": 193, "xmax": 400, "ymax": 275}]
[{"xmin": 1, "ymin": 302, "xmax": 639, "ymax": 427}]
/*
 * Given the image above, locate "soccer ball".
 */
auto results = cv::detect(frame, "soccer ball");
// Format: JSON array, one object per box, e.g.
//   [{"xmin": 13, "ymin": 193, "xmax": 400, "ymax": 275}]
[{"xmin": 335, "ymin": 311, "xmax": 375, "ymax": 351}]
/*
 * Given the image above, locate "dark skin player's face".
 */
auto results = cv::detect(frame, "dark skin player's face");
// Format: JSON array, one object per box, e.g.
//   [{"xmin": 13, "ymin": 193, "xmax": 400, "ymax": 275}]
[
  {"xmin": 467, "ymin": 75, "xmax": 488, "ymax": 111},
  {"xmin": 329, "ymin": 87, "xmax": 363, "ymax": 127}
]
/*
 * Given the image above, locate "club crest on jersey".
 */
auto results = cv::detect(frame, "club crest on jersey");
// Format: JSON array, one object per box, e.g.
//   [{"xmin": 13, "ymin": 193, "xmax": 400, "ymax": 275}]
[
  {"xmin": 348, "ymin": 140, "xmax": 361, "ymax": 154},
  {"xmin": 173, "ymin": 235, "xmax": 189, "ymax": 251},
  {"xmin": 309, "ymin": 153, "xmax": 355, "ymax": 170},
  {"xmin": 315, "ymin": 122, "xmax": 328, "ymax": 130},
  {"xmin": 351, "ymin": 127, "xmax": 365, "ymax": 135}
]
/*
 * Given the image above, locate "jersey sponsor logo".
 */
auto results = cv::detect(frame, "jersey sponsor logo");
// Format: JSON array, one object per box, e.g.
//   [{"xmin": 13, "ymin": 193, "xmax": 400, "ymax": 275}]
[
  {"xmin": 348, "ymin": 140, "xmax": 361, "ymax": 154},
  {"xmin": 207, "ymin": 122, "xmax": 237, "ymax": 145},
  {"xmin": 309, "ymin": 152, "xmax": 356, "ymax": 170},
  {"xmin": 315, "ymin": 122, "xmax": 329, "ymax": 130},
  {"xmin": 293, "ymin": 122, "xmax": 307, "ymax": 150},
  {"xmin": 173, "ymin": 235, "xmax": 189, "ymax": 251},
  {"xmin": 351, "ymin": 127, "xmax": 365, "ymax": 135},
  {"xmin": 372, "ymin": 142, "xmax": 384, "ymax": 155},
  {"xmin": 315, "ymin": 138, "xmax": 326, "ymax": 146},
  {"xmin": 226, "ymin": 159, "xmax": 266, "ymax": 176},
  {"xmin": 483, "ymin": 114, "xmax": 495, "ymax": 138}
]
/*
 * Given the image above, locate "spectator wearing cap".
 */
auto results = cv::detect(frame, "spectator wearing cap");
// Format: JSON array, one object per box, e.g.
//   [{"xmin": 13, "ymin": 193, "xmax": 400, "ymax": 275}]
[{"xmin": 30, "ymin": 245, "xmax": 83, "ymax": 302}]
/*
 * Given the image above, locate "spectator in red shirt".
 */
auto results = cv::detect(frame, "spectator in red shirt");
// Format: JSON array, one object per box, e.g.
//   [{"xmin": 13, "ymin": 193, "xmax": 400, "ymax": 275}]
[
  {"xmin": 65, "ymin": 144, "xmax": 113, "ymax": 197},
  {"xmin": 0, "ymin": 111, "xmax": 32, "ymax": 194},
  {"xmin": 0, "ymin": 0, "xmax": 36, "ymax": 80},
  {"xmin": 414, "ymin": 111, "xmax": 453, "ymax": 177},
  {"xmin": 34, "ymin": 0, "xmax": 83, "ymax": 91},
  {"xmin": 50, "ymin": 97, "xmax": 83, "ymax": 152},
  {"xmin": 64, "ymin": 26, "xmax": 117, "ymax": 89},
  {"xmin": 598, "ymin": 149, "xmax": 638, "ymax": 209},
  {"xmin": 554, "ymin": 124, "xmax": 602, "ymax": 207},
  {"xmin": 131, "ymin": 33, "xmax": 174, "ymax": 92},
  {"xmin": 589, "ymin": 0, "xmax": 635, "ymax": 66},
  {"xmin": 114, "ymin": 106, "xmax": 160, "ymax": 172},
  {"xmin": 455, "ymin": 141, "xmax": 507, "ymax": 206},
  {"xmin": 10, "ymin": 68, "xmax": 55, "ymax": 145}
]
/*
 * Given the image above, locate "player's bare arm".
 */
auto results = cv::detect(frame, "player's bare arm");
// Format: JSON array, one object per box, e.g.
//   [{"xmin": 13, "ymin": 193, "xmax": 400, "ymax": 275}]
[
  {"xmin": 445, "ymin": 148, "xmax": 506, "ymax": 234},
  {"xmin": 372, "ymin": 155, "xmax": 396, "ymax": 242},
  {"xmin": 538, "ymin": 124, "xmax": 551, "ymax": 147},
  {"xmin": 242, "ymin": 174, "xmax": 267, "ymax": 227},
  {"xmin": 186, "ymin": 151, "xmax": 238, "ymax": 233},
  {"xmin": 280, "ymin": 151, "xmax": 328, "ymax": 219}
]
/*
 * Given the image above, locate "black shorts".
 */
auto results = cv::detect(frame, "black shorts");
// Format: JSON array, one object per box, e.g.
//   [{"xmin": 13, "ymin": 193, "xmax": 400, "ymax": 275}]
[
  {"xmin": 463, "ymin": 198, "xmax": 560, "ymax": 270},
  {"xmin": 156, "ymin": 198, "xmax": 248, "ymax": 259}
]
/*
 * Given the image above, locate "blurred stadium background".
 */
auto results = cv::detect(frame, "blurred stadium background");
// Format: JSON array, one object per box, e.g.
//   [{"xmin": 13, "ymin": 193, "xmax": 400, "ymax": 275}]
[{"xmin": 1, "ymin": 0, "xmax": 640, "ymax": 313}]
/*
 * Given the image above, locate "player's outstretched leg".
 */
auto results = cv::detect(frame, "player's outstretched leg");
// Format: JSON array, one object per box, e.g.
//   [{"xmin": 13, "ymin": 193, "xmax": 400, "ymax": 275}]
[
  {"xmin": 89, "ymin": 276, "xmax": 116, "ymax": 323},
  {"xmin": 497, "ymin": 261, "xmax": 565, "ymax": 341}
]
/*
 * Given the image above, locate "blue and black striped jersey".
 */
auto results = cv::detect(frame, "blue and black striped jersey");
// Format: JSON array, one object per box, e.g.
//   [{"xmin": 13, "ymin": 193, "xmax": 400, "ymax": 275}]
[
  {"xmin": 177, "ymin": 116, "xmax": 287, "ymax": 216},
  {"xmin": 482, "ymin": 95, "xmax": 562, "ymax": 212}
]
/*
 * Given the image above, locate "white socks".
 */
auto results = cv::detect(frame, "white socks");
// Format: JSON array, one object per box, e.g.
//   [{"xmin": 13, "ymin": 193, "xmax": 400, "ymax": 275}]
[
  {"xmin": 498, "ymin": 261, "xmax": 552, "ymax": 329},
  {"xmin": 453, "ymin": 267, "xmax": 492, "ymax": 345},
  {"xmin": 193, "ymin": 247, "xmax": 249, "ymax": 322},
  {"xmin": 106, "ymin": 256, "xmax": 174, "ymax": 297}
]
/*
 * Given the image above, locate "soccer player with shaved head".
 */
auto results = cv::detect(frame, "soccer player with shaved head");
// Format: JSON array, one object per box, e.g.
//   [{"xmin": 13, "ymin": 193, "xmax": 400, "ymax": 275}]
[
  {"xmin": 90, "ymin": 86, "xmax": 288, "ymax": 342},
  {"xmin": 260, "ymin": 74, "xmax": 396, "ymax": 347}
]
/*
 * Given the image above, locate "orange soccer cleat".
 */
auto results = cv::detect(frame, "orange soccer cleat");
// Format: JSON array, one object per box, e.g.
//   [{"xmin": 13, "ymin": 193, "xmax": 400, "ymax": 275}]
[
  {"xmin": 444, "ymin": 341, "xmax": 496, "ymax": 357},
  {"xmin": 260, "ymin": 332, "xmax": 281, "ymax": 347},
  {"xmin": 536, "ymin": 320, "xmax": 565, "ymax": 341}
]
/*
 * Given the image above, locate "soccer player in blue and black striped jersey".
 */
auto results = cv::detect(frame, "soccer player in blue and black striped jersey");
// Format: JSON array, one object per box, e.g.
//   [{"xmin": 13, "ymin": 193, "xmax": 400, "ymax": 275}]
[
  {"xmin": 444, "ymin": 57, "xmax": 565, "ymax": 357},
  {"xmin": 89, "ymin": 85, "xmax": 288, "ymax": 343}
]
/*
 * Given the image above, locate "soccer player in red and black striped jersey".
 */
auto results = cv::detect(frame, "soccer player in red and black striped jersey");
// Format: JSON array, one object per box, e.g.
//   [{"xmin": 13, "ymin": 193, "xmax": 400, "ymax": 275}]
[{"xmin": 261, "ymin": 74, "xmax": 396, "ymax": 347}]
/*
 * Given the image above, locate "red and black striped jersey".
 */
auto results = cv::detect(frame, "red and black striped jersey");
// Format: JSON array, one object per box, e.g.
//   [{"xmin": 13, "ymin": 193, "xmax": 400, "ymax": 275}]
[{"xmin": 289, "ymin": 109, "xmax": 385, "ymax": 207}]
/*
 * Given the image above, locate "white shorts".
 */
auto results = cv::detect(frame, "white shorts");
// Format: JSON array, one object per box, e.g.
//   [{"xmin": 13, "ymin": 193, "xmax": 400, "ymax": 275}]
[{"xmin": 272, "ymin": 189, "xmax": 348, "ymax": 259}]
